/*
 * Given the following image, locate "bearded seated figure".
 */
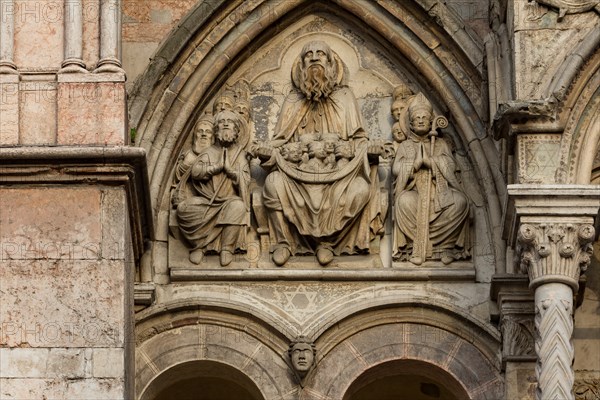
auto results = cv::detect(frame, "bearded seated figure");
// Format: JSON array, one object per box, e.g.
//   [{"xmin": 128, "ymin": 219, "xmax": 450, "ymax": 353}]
[{"xmin": 254, "ymin": 41, "xmax": 385, "ymax": 267}]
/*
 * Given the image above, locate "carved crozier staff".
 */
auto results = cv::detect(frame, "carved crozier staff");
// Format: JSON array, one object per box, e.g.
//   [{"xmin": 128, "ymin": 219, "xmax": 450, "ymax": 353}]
[{"xmin": 412, "ymin": 115, "xmax": 448, "ymax": 264}]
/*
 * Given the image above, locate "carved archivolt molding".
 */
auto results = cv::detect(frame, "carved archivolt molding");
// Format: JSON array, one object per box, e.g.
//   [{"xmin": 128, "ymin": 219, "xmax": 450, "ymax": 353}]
[{"xmin": 517, "ymin": 223, "xmax": 595, "ymax": 289}]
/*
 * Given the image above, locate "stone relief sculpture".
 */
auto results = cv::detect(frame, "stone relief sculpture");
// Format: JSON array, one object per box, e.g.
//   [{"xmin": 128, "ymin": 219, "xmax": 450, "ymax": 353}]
[
  {"xmin": 172, "ymin": 114, "xmax": 214, "ymax": 207},
  {"xmin": 533, "ymin": 0, "xmax": 600, "ymax": 20},
  {"xmin": 175, "ymin": 109, "xmax": 251, "ymax": 266},
  {"xmin": 288, "ymin": 337, "xmax": 316, "ymax": 379},
  {"xmin": 392, "ymin": 93, "xmax": 470, "ymax": 265},
  {"xmin": 391, "ymin": 84, "xmax": 413, "ymax": 144},
  {"xmin": 253, "ymin": 41, "xmax": 387, "ymax": 266}
]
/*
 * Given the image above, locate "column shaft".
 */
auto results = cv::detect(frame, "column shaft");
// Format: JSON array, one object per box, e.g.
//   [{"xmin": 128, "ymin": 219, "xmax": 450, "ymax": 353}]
[
  {"xmin": 96, "ymin": 0, "xmax": 123, "ymax": 72},
  {"xmin": 534, "ymin": 282, "xmax": 575, "ymax": 400},
  {"xmin": 0, "ymin": 0, "xmax": 17, "ymax": 73},
  {"xmin": 61, "ymin": 0, "xmax": 86, "ymax": 72}
]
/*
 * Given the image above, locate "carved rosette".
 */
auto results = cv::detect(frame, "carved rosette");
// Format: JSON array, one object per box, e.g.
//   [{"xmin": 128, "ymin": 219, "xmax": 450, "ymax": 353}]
[
  {"xmin": 501, "ymin": 315, "xmax": 535, "ymax": 358},
  {"xmin": 517, "ymin": 223, "xmax": 595, "ymax": 290}
]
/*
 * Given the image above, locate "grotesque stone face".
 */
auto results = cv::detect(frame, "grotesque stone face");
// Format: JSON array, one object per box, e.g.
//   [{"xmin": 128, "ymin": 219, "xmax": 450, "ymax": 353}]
[
  {"xmin": 290, "ymin": 342, "xmax": 315, "ymax": 374},
  {"xmin": 409, "ymin": 109, "xmax": 432, "ymax": 136}
]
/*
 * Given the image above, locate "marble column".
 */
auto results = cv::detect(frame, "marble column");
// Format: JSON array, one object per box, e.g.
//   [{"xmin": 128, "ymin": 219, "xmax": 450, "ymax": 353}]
[
  {"xmin": 60, "ymin": 0, "xmax": 87, "ymax": 73},
  {"xmin": 505, "ymin": 185, "xmax": 600, "ymax": 400},
  {"xmin": 517, "ymin": 222, "xmax": 595, "ymax": 400},
  {"xmin": 0, "ymin": 0, "xmax": 17, "ymax": 73},
  {"xmin": 95, "ymin": 0, "xmax": 124, "ymax": 73}
]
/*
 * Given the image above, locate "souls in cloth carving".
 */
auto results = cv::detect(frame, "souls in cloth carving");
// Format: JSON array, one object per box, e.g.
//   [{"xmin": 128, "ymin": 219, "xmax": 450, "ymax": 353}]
[
  {"xmin": 254, "ymin": 41, "xmax": 387, "ymax": 266},
  {"xmin": 392, "ymin": 92, "xmax": 470, "ymax": 265},
  {"xmin": 176, "ymin": 109, "xmax": 251, "ymax": 266}
]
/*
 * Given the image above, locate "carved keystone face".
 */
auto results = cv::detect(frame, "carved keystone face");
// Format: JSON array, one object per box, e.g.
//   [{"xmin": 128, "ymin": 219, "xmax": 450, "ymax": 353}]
[
  {"xmin": 410, "ymin": 109, "xmax": 432, "ymax": 136},
  {"xmin": 290, "ymin": 342, "xmax": 314, "ymax": 373}
]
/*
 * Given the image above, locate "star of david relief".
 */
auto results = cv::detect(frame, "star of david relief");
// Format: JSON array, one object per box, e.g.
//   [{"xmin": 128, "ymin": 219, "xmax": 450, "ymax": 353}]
[
  {"xmin": 282, "ymin": 284, "xmax": 319, "ymax": 320},
  {"xmin": 518, "ymin": 134, "xmax": 561, "ymax": 183}
]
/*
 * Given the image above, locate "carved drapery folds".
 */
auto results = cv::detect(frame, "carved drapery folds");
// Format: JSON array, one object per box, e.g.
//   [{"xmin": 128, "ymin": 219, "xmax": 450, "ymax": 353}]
[
  {"xmin": 168, "ymin": 42, "xmax": 481, "ymax": 270},
  {"xmin": 254, "ymin": 41, "xmax": 389, "ymax": 267},
  {"xmin": 517, "ymin": 223, "xmax": 595, "ymax": 289}
]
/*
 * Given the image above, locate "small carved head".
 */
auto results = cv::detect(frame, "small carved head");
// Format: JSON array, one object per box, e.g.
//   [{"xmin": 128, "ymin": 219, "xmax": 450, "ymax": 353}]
[
  {"xmin": 335, "ymin": 141, "xmax": 354, "ymax": 160},
  {"xmin": 214, "ymin": 109, "xmax": 245, "ymax": 147},
  {"xmin": 308, "ymin": 141, "xmax": 327, "ymax": 160},
  {"xmin": 408, "ymin": 93, "xmax": 434, "ymax": 136},
  {"xmin": 282, "ymin": 142, "xmax": 304, "ymax": 164},
  {"xmin": 234, "ymin": 101, "xmax": 251, "ymax": 122},
  {"xmin": 288, "ymin": 337, "xmax": 316, "ymax": 377},
  {"xmin": 212, "ymin": 92, "xmax": 235, "ymax": 115},
  {"xmin": 321, "ymin": 133, "xmax": 339, "ymax": 154},
  {"xmin": 391, "ymin": 99, "xmax": 407, "ymax": 121},
  {"xmin": 193, "ymin": 115, "xmax": 214, "ymax": 153}
]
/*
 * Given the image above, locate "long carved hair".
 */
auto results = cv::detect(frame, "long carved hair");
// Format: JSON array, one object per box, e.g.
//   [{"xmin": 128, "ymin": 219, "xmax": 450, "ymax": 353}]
[{"xmin": 291, "ymin": 42, "xmax": 346, "ymax": 100}]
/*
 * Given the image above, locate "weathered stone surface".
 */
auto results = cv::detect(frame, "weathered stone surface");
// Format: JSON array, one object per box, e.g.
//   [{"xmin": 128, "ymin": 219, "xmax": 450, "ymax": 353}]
[
  {"xmin": 19, "ymin": 80, "xmax": 56, "ymax": 145},
  {"xmin": 13, "ymin": 0, "xmax": 63, "ymax": 69},
  {"xmin": 57, "ymin": 81, "xmax": 126, "ymax": 145},
  {"xmin": 0, "ymin": 76, "xmax": 19, "ymax": 145},
  {"xmin": 0, "ymin": 187, "xmax": 102, "ymax": 260}
]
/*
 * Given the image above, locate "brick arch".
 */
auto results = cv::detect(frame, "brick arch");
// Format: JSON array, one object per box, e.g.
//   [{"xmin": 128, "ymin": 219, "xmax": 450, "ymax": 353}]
[{"xmin": 126, "ymin": 0, "xmax": 505, "ymax": 272}]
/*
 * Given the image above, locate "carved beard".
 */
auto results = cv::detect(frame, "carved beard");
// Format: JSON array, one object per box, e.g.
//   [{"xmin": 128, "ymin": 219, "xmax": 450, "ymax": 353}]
[
  {"xmin": 301, "ymin": 64, "xmax": 335, "ymax": 100},
  {"xmin": 216, "ymin": 128, "xmax": 238, "ymax": 147}
]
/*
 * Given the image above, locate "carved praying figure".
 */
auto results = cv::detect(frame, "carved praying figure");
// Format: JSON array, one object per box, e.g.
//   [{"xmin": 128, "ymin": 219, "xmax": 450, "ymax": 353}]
[
  {"xmin": 172, "ymin": 114, "xmax": 214, "ymax": 207},
  {"xmin": 392, "ymin": 92, "xmax": 470, "ymax": 265},
  {"xmin": 176, "ymin": 109, "xmax": 250, "ymax": 266},
  {"xmin": 288, "ymin": 337, "xmax": 316, "ymax": 379},
  {"xmin": 254, "ymin": 41, "xmax": 386, "ymax": 266}
]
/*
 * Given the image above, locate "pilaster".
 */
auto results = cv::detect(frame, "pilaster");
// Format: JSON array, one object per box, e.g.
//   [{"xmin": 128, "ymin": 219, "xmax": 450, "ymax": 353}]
[{"xmin": 503, "ymin": 185, "xmax": 600, "ymax": 400}]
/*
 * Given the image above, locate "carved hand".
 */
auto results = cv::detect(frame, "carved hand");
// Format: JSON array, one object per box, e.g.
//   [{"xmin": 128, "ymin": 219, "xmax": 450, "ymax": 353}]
[
  {"xmin": 223, "ymin": 155, "xmax": 238, "ymax": 180},
  {"xmin": 413, "ymin": 144, "xmax": 424, "ymax": 171},
  {"xmin": 207, "ymin": 162, "xmax": 223, "ymax": 176}
]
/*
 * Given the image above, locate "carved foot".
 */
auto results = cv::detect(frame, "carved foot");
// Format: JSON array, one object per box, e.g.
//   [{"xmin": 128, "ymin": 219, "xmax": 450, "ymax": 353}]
[
  {"xmin": 409, "ymin": 256, "xmax": 423, "ymax": 265},
  {"xmin": 220, "ymin": 250, "xmax": 233, "ymax": 267},
  {"xmin": 441, "ymin": 255, "xmax": 454, "ymax": 265},
  {"xmin": 273, "ymin": 247, "xmax": 291, "ymax": 266},
  {"xmin": 189, "ymin": 249, "xmax": 204, "ymax": 264},
  {"xmin": 316, "ymin": 247, "xmax": 334, "ymax": 266}
]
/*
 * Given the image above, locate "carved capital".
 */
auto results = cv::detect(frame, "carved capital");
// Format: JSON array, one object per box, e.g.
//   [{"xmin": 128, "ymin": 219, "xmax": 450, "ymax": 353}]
[{"xmin": 517, "ymin": 223, "xmax": 595, "ymax": 290}]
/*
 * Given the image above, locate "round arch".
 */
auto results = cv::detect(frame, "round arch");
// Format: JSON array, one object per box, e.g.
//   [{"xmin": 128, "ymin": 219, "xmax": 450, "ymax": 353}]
[
  {"xmin": 135, "ymin": 307, "xmax": 297, "ymax": 399},
  {"xmin": 298, "ymin": 305, "xmax": 502, "ymax": 400},
  {"xmin": 140, "ymin": 360, "xmax": 265, "ymax": 400},
  {"xmin": 127, "ymin": 0, "xmax": 505, "ymax": 270},
  {"xmin": 342, "ymin": 359, "xmax": 470, "ymax": 400}
]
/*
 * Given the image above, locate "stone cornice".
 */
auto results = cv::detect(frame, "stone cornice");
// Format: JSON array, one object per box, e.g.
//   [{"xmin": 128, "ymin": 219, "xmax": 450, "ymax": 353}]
[{"xmin": 0, "ymin": 146, "xmax": 154, "ymax": 263}]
